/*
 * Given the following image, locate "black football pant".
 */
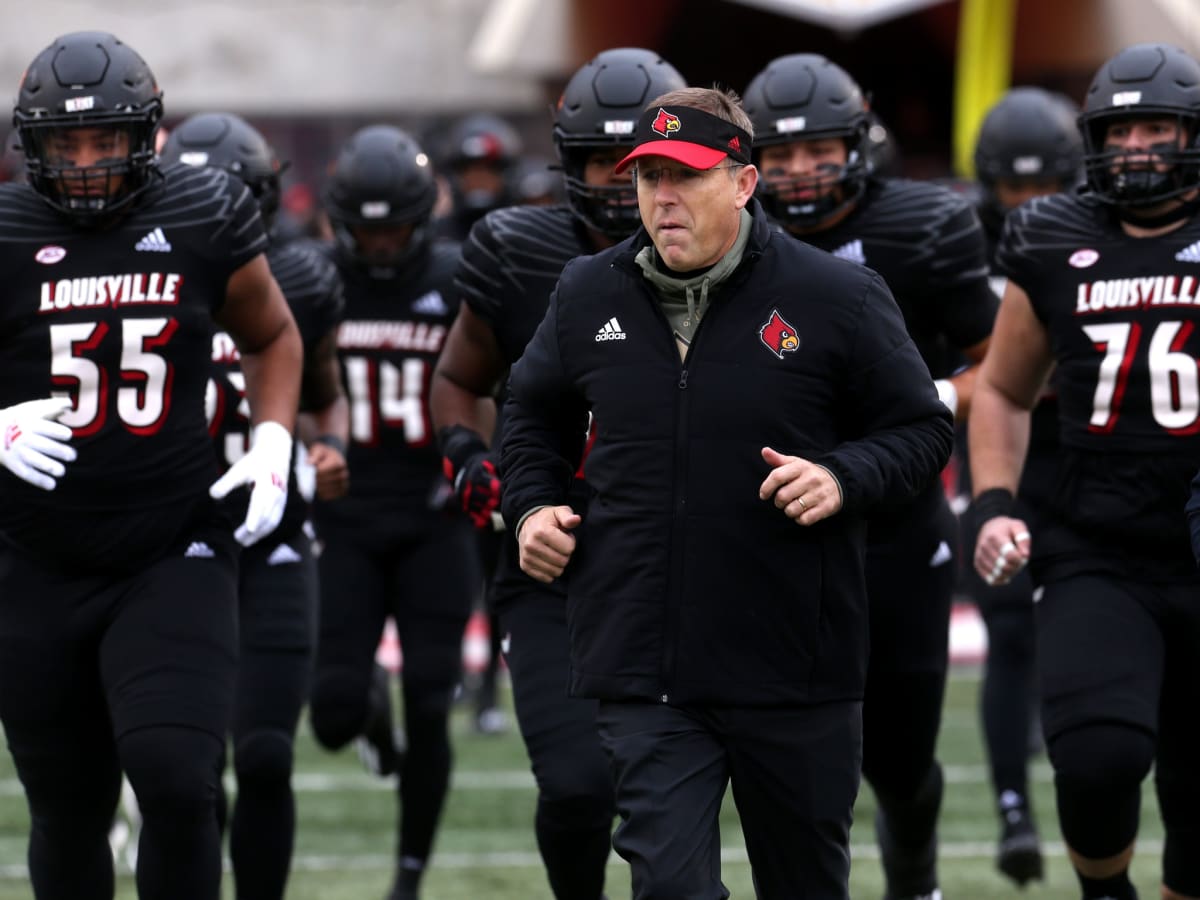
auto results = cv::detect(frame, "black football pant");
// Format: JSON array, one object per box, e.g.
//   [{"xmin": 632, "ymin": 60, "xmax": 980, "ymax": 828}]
[
  {"xmin": 225, "ymin": 532, "xmax": 317, "ymax": 900},
  {"xmin": 310, "ymin": 518, "xmax": 477, "ymax": 873},
  {"xmin": 0, "ymin": 525, "xmax": 238, "ymax": 900},
  {"xmin": 597, "ymin": 699, "xmax": 862, "ymax": 899},
  {"xmin": 1037, "ymin": 573, "xmax": 1200, "ymax": 895},
  {"xmin": 500, "ymin": 592, "xmax": 615, "ymax": 900},
  {"xmin": 862, "ymin": 497, "xmax": 957, "ymax": 897}
]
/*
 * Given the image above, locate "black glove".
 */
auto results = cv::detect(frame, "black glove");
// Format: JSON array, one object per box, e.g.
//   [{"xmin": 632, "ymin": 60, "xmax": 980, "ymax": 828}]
[{"xmin": 439, "ymin": 425, "xmax": 501, "ymax": 529}]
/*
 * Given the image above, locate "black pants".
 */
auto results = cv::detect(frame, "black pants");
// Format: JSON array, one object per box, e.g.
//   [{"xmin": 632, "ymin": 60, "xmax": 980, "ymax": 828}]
[
  {"xmin": 228, "ymin": 531, "xmax": 318, "ymax": 900},
  {"xmin": 501, "ymin": 592, "xmax": 615, "ymax": 899},
  {"xmin": 596, "ymin": 699, "xmax": 862, "ymax": 900},
  {"xmin": 861, "ymin": 496, "xmax": 956, "ymax": 892},
  {"xmin": 310, "ymin": 517, "xmax": 477, "ymax": 866},
  {"xmin": 1037, "ymin": 572, "xmax": 1200, "ymax": 894},
  {"xmin": 0, "ymin": 521, "xmax": 239, "ymax": 900}
]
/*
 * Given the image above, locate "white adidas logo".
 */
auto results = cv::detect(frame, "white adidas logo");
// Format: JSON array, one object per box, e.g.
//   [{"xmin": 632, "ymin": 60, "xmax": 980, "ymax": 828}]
[
  {"xmin": 267, "ymin": 543, "xmax": 303, "ymax": 566},
  {"xmin": 184, "ymin": 541, "xmax": 215, "ymax": 559},
  {"xmin": 928, "ymin": 540, "xmax": 953, "ymax": 567},
  {"xmin": 1175, "ymin": 239, "xmax": 1200, "ymax": 263},
  {"xmin": 412, "ymin": 290, "xmax": 448, "ymax": 315},
  {"xmin": 831, "ymin": 239, "xmax": 866, "ymax": 265},
  {"xmin": 595, "ymin": 317, "xmax": 626, "ymax": 342},
  {"xmin": 135, "ymin": 227, "xmax": 172, "ymax": 252}
]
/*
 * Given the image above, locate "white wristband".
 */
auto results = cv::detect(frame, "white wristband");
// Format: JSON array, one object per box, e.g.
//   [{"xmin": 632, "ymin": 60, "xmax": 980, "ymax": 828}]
[{"xmin": 934, "ymin": 378, "xmax": 958, "ymax": 419}]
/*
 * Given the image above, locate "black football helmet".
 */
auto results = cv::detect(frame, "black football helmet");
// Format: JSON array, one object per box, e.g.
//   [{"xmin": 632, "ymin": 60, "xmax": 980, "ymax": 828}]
[
  {"xmin": 159, "ymin": 113, "xmax": 286, "ymax": 228},
  {"xmin": 13, "ymin": 31, "xmax": 163, "ymax": 222},
  {"xmin": 1078, "ymin": 43, "xmax": 1200, "ymax": 209},
  {"xmin": 553, "ymin": 47, "xmax": 687, "ymax": 238},
  {"xmin": 743, "ymin": 53, "xmax": 872, "ymax": 230},
  {"xmin": 442, "ymin": 113, "xmax": 523, "ymax": 219},
  {"xmin": 323, "ymin": 124, "xmax": 438, "ymax": 272},
  {"xmin": 974, "ymin": 87, "xmax": 1082, "ymax": 219}
]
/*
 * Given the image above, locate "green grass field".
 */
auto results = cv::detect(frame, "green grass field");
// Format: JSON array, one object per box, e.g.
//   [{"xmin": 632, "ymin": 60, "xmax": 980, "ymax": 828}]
[{"xmin": 0, "ymin": 668, "xmax": 1168, "ymax": 898}]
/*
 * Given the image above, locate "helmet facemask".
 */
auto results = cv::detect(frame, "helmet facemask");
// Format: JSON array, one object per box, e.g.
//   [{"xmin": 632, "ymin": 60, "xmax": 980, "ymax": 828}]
[
  {"xmin": 1080, "ymin": 111, "xmax": 1200, "ymax": 208},
  {"xmin": 18, "ymin": 112, "xmax": 159, "ymax": 223},
  {"xmin": 559, "ymin": 145, "xmax": 640, "ymax": 239},
  {"xmin": 755, "ymin": 127, "xmax": 872, "ymax": 232}
]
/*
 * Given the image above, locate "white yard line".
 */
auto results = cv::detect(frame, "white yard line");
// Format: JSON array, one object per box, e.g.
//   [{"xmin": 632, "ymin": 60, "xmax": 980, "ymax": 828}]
[
  {"xmin": 0, "ymin": 838, "xmax": 1168, "ymax": 879},
  {"xmin": 0, "ymin": 762, "xmax": 1055, "ymax": 797}
]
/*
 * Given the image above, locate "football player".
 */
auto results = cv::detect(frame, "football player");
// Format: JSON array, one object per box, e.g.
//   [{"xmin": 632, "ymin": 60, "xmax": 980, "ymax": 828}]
[
  {"xmin": 963, "ymin": 85, "xmax": 1084, "ymax": 887},
  {"xmin": 430, "ymin": 47, "xmax": 687, "ymax": 899},
  {"xmin": 160, "ymin": 112, "xmax": 348, "ymax": 900},
  {"xmin": 744, "ymin": 53, "xmax": 997, "ymax": 900},
  {"xmin": 0, "ymin": 31, "xmax": 302, "ymax": 899},
  {"xmin": 973, "ymin": 43, "xmax": 1200, "ymax": 900},
  {"xmin": 434, "ymin": 113, "xmax": 523, "ymax": 241},
  {"xmin": 307, "ymin": 124, "xmax": 479, "ymax": 900}
]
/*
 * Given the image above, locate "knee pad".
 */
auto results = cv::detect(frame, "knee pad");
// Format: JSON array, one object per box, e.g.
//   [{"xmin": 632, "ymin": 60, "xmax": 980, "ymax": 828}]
[
  {"xmin": 233, "ymin": 728, "xmax": 294, "ymax": 786},
  {"xmin": 309, "ymin": 671, "xmax": 369, "ymax": 750},
  {"xmin": 120, "ymin": 726, "xmax": 223, "ymax": 823},
  {"xmin": 1049, "ymin": 723, "xmax": 1154, "ymax": 859},
  {"xmin": 535, "ymin": 752, "xmax": 615, "ymax": 815},
  {"xmin": 402, "ymin": 679, "xmax": 457, "ymax": 720},
  {"xmin": 538, "ymin": 790, "xmax": 615, "ymax": 834}
]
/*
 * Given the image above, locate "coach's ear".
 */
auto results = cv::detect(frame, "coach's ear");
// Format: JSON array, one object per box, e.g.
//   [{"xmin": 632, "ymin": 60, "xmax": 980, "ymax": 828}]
[{"xmin": 734, "ymin": 164, "xmax": 758, "ymax": 210}]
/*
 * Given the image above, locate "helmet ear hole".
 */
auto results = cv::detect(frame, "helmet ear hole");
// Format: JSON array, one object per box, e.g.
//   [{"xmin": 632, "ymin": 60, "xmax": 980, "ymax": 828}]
[
  {"xmin": 553, "ymin": 47, "xmax": 687, "ymax": 239},
  {"xmin": 14, "ymin": 31, "xmax": 163, "ymax": 222}
]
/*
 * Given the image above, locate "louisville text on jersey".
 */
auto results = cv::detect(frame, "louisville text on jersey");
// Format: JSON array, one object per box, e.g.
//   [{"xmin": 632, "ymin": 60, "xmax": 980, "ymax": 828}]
[
  {"xmin": 336, "ymin": 320, "xmax": 447, "ymax": 353},
  {"xmin": 1076, "ymin": 275, "xmax": 1200, "ymax": 315},
  {"xmin": 39, "ymin": 272, "xmax": 183, "ymax": 313}
]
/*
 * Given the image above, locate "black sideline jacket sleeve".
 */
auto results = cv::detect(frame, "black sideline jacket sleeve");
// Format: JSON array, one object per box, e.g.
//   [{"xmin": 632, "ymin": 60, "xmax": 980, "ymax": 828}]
[{"xmin": 499, "ymin": 292, "xmax": 590, "ymax": 523}]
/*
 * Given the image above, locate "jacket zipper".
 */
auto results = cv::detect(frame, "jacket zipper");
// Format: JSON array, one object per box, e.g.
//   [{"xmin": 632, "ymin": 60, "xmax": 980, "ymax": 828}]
[{"xmin": 619, "ymin": 249, "xmax": 759, "ymax": 703}]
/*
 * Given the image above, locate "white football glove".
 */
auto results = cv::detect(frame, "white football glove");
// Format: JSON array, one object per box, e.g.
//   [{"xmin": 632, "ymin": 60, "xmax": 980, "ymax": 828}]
[
  {"xmin": 0, "ymin": 397, "xmax": 77, "ymax": 491},
  {"xmin": 209, "ymin": 420, "xmax": 292, "ymax": 547}
]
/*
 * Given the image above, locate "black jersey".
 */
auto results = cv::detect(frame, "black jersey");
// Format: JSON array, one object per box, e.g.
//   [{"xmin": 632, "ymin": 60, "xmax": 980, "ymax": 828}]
[
  {"xmin": 208, "ymin": 239, "xmax": 345, "ymax": 540},
  {"xmin": 455, "ymin": 204, "xmax": 598, "ymax": 607},
  {"xmin": 456, "ymin": 204, "xmax": 594, "ymax": 365},
  {"xmin": 997, "ymin": 192, "xmax": 1200, "ymax": 570},
  {"xmin": 318, "ymin": 241, "xmax": 461, "ymax": 533},
  {"xmin": 802, "ymin": 177, "xmax": 997, "ymax": 380},
  {"xmin": 0, "ymin": 165, "xmax": 267, "ymax": 571}
]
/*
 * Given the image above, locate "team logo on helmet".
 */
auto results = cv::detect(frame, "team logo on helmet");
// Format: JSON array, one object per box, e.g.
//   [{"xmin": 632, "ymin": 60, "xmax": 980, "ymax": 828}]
[
  {"xmin": 652, "ymin": 108, "xmax": 682, "ymax": 138},
  {"xmin": 759, "ymin": 309, "xmax": 800, "ymax": 359}
]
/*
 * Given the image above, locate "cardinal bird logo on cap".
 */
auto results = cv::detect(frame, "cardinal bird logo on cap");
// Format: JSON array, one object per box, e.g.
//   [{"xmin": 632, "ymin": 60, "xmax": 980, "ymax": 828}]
[
  {"xmin": 652, "ymin": 108, "xmax": 682, "ymax": 138},
  {"xmin": 759, "ymin": 309, "xmax": 800, "ymax": 359}
]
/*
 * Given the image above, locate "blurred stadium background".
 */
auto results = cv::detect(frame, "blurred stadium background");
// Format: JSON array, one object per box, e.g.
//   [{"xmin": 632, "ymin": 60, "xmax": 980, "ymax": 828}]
[{"xmin": 0, "ymin": 0, "xmax": 1196, "ymax": 896}]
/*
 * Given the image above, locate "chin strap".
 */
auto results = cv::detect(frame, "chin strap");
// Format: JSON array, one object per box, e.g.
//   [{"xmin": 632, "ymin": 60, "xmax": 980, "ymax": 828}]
[{"xmin": 1116, "ymin": 194, "xmax": 1200, "ymax": 229}]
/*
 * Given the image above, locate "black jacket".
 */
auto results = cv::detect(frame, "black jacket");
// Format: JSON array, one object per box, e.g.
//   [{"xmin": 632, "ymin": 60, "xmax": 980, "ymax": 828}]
[{"xmin": 500, "ymin": 201, "xmax": 953, "ymax": 706}]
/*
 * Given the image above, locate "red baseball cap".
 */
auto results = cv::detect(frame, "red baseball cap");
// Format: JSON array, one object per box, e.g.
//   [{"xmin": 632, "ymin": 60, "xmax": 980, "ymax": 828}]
[{"xmin": 615, "ymin": 105, "xmax": 752, "ymax": 174}]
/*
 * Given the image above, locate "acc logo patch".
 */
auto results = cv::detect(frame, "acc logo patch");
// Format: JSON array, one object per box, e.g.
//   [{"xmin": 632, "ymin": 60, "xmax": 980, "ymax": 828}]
[
  {"xmin": 652, "ymin": 108, "xmax": 682, "ymax": 138},
  {"xmin": 759, "ymin": 308, "xmax": 800, "ymax": 359},
  {"xmin": 1068, "ymin": 248, "xmax": 1100, "ymax": 269},
  {"xmin": 35, "ymin": 245, "xmax": 67, "ymax": 265}
]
